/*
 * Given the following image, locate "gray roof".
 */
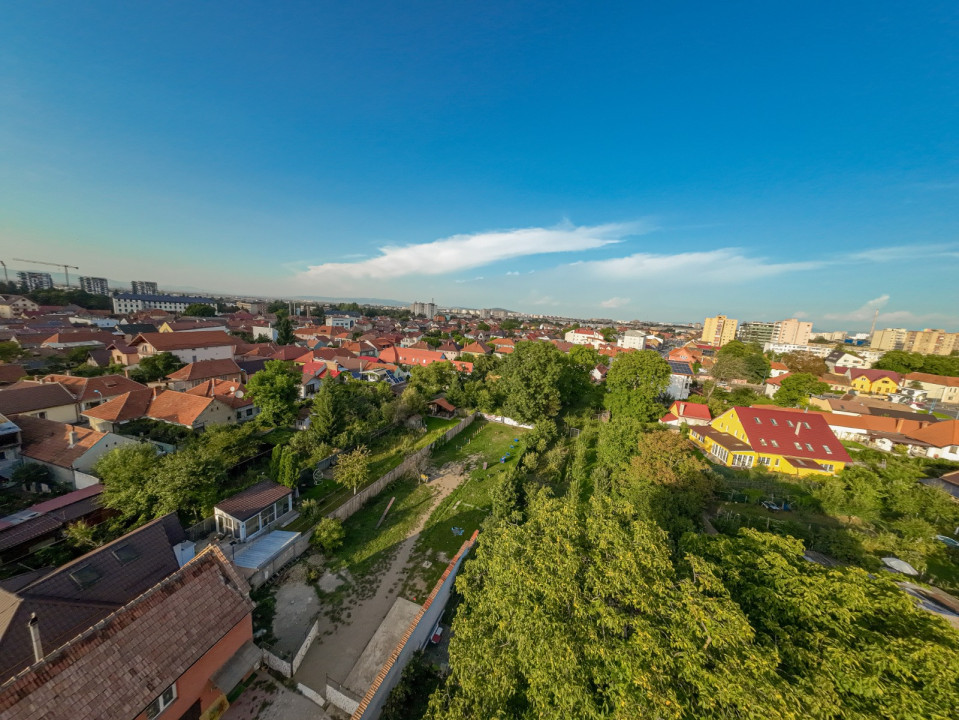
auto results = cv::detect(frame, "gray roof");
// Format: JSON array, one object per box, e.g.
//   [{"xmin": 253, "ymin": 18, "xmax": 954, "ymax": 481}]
[
  {"xmin": 114, "ymin": 293, "xmax": 214, "ymax": 304},
  {"xmin": 0, "ymin": 514, "xmax": 185, "ymax": 681},
  {"xmin": 215, "ymin": 481, "xmax": 292, "ymax": 521},
  {"xmin": 0, "ymin": 383, "xmax": 77, "ymax": 415}
]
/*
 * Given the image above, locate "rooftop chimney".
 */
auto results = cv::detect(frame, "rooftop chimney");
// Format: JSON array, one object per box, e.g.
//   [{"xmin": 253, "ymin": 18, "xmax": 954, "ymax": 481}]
[
  {"xmin": 68, "ymin": 430, "xmax": 78, "ymax": 448},
  {"xmin": 27, "ymin": 613, "xmax": 43, "ymax": 663}
]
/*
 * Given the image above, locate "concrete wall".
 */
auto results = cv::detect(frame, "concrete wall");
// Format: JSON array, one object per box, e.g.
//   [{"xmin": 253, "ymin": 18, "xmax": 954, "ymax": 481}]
[
  {"xmin": 328, "ymin": 414, "xmax": 477, "ymax": 522},
  {"xmin": 247, "ymin": 531, "xmax": 313, "ymax": 589},
  {"xmin": 351, "ymin": 532, "xmax": 479, "ymax": 720},
  {"xmin": 479, "ymin": 413, "xmax": 534, "ymax": 430}
]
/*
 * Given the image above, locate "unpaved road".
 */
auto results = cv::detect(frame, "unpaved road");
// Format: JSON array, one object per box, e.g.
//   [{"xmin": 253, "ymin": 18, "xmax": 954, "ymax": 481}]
[{"xmin": 293, "ymin": 464, "xmax": 467, "ymax": 698}]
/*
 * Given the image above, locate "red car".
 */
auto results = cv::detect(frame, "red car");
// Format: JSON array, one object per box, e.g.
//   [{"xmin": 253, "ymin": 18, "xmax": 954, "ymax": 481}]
[{"xmin": 430, "ymin": 623, "xmax": 444, "ymax": 644}]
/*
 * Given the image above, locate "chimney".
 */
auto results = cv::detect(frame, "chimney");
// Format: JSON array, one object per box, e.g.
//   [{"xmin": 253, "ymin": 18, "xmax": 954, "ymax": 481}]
[
  {"xmin": 27, "ymin": 613, "xmax": 43, "ymax": 663},
  {"xmin": 68, "ymin": 430, "xmax": 78, "ymax": 448}
]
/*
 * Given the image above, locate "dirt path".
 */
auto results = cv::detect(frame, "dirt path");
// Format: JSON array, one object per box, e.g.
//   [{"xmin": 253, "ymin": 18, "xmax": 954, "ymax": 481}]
[{"xmin": 293, "ymin": 464, "xmax": 467, "ymax": 698}]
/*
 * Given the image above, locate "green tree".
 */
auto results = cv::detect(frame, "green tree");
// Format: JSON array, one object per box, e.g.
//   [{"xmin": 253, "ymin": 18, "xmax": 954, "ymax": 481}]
[
  {"xmin": 773, "ymin": 373, "xmax": 828, "ymax": 407},
  {"xmin": 182, "ymin": 303, "xmax": 216, "ymax": 317},
  {"xmin": 873, "ymin": 350, "xmax": 926, "ymax": 375},
  {"xmin": 334, "ymin": 445, "xmax": 370, "ymax": 495},
  {"xmin": 603, "ymin": 349, "xmax": 671, "ymax": 422},
  {"xmin": 95, "ymin": 444, "xmax": 160, "ymax": 523},
  {"xmin": 130, "ymin": 351, "xmax": 184, "ymax": 382},
  {"xmin": 781, "ymin": 351, "xmax": 828, "ymax": 376},
  {"xmin": 312, "ymin": 516, "xmax": 345, "ymax": 553},
  {"xmin": 428, "ymin": 495, "xmax": 795, "ymax": 720},
  {"xmin": 245, "ymin": 359, "xmax": 300, "ymax": 426},
  {"xmin": 0, "ymin": 341, "xmax": 23, "ymax": 363},
  {"xmin": 153, "ymin": 447, "xmax": 226, "ymax": 522},
  {"xmin": 498, "ymin": 342, "xmax": 567, "ymax": 422},
  {"xmin": 275, "ymin": 316, "xmax": 295, "ymax": 345},
  {"xmin": 64, "ymin": 519, "xmax": 101, "ymax": 549},
  {"xmin": 12, "ymin": 463, "xmax": 53, "ymax": 491},
  {"xmin": 710, "ymin": 354, "xmax": 750, "ymax": 382}
]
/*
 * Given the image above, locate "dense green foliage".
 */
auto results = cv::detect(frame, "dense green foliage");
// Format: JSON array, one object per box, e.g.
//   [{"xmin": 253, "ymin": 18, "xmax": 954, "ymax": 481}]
[
  {"xmin": 129, "ymin": 351, "xmax": 184, "ymax": 383},
  {"xmin": 309, "ymin": 378, "xmax": 396, "ymax": 447},
  {"xmin": 874, "ymin": 350, "xmax": 959, "ymax": 377},
  {"xmin": 95, "ymin": 425, "xmax": 264, "ymax": 523},
  {"xmin": 25, "ymin": 287, "xmax": 112, "ymax": 310},
  {"xmin": 182, "ymin": 303, "xmax": 216, "ymax": 316},
  {"xmin": 714, "ymin": 340, "xmax": 770, "ymax": 382},
  {"xmin": 781, "ymin": 351, "xmax": 828, "ymax": 376},
  {"xmin": 603, "ymin": 349, "xmax": 671, "ymax": 421},
  {"xmin": 245, "ymin": 359, "xmax": 300, "ymax": 426},
  {"xmin": 773, "ymin": 373, "xmax": 829, "ymax": 407}
]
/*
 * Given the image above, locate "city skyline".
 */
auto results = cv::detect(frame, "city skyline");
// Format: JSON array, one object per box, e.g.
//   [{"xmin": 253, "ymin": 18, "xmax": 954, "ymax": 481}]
[{"xmin": 2, "ymin": 3, "xmax": 958, "ymax": 328}]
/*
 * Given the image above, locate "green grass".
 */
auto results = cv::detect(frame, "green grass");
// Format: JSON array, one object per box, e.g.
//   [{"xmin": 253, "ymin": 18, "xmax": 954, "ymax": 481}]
[
  {"xmin": 401, "ymin": 421, "xmax": 527, "ymax": 596},
  {"xmin": 283, "ymin": 416, "xmax": 462, "ymax": 532}
]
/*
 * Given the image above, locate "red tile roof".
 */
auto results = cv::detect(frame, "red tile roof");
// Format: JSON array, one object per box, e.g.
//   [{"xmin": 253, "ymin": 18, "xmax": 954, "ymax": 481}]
[
  {"xmin": 81, "ymin": 389, "xmax": 154, "ymax": 423},
  {"xmin": 849, "ymin": 368, "xmax": 903, "ymax": 384},
  {"xmin": 670, "ymin": 401, "xmax": 712, "ymax": 421},
  {"xmin": 166, "ymin": 358, "xmax": 242, "ymax": 382},
  {"xmin": 185, "ymin": 379, "xmax": 252, "ymax": 409},
  {"xmin": 0, "ymin": 546, "xmax": 252, "ymax": 719},
  {"xmin": 13, "ymin": 416, "xmax": 110, "ymax": 469},
  {"xmin": 40, "ymin": 374, "xmax": 146, "ymax": 404},
  {"xmin": 732, "ymin": 406, "xmax": 851, "ymax": 464},
  {"xmin": 214, "ymin": 480, "xmax": 292, "ymax": 521},
  {"xmin": 0, "ymin": 383, "xmax": 77, "ymax": 415},
  {"xmin": 905, "ymin": 372, "xmax": 959, "ymax": 388},
  {"xmin": 906, "ymin": 420, "xmax": 959, "ymax": 449},
  {"xmin": 131, "ymin": 331, "xmax": 238, "ymax": 351}
]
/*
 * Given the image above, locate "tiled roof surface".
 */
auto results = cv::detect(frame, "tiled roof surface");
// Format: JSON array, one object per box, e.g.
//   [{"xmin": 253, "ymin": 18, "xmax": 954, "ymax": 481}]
[
  {"xmin": 0, "ymin": 546, "xmax": 251, "ymax": 720},
  {"xmin": 166, "ymin": 358, "xmax": 242, "ymax": 382},
  {"xmin": 131, "ymin": 331, "xmax": 238, "ymax": 351},
  {"xmin": 905, "ymin": 372, "xmax": 959, "ymax": 388},
  {"xmin": 0, "ymin": 514, "xmax": 185, "ymax": 682},
  {"xmin": 41, "ymin": 375, "xmax": 146, "ymax": 404},
  {"xmin": 214, "ymin": 481, "xmax": 292, "ymax": 521},
  {"xmin": 81, "ymin": 389, "xmax": 154, "ymax": 423},
  {"xmin": 849, "ymin": 368, "xmax": 902, "ymax": 383},
  {"xmin": 671, "ymin": 402, "xmax": 712, "ymax": 421},
  {"xmin": 145, "ymin": 390, "xmax": 216, "ymax": 427},
  {"xmin": 185, "ymin": 380, "xmax": 252, "ymax": 409},
  {"xmin": 733, "ymin": 407, "xmax": 851, "ymax": 463},
  {"xmin": 0, "ymin": 366, "xmax": 26, "ymax": 385},
  {"xmin": 0, "ymin": 384, "xmax": 76, "ymax": 415},
  {"xmin": 13, "ymin": 415, "xmax": 107, "ymax": 468},
  {"xmin": 906, "ymin": 420, "xmax": 959, "ymax": 448}
]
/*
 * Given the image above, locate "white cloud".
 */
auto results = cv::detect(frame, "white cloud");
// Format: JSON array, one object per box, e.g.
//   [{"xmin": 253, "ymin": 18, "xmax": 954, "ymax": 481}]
[
  {"xmin": 793, "ymin": 311, "xmax": 809, "ymax": 319},
  {"xmin": 505, "ymin": 271, "xmax": 520, "ymax": 276},
  {"xmin": 296, "ymin": 221, "xmax": 650, "ymax": 285},
  {"xmin": 823, "ymin": 295, "xmax": 890, "ymax": 322},
  {"xmin": 572, "ymin": 248, "xmax": 823, "ymax": 282},
  {"xmin": 600, "ymin": 297, "xmax": 630, "ymax": 308}
]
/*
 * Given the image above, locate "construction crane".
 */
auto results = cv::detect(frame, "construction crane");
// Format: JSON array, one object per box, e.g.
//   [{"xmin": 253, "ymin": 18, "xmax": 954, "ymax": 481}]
[
  {"xmin": 12, "ymin": 258, "xmax": 79, "ymax": 287},
  {"xmin": 0, "ymin": 260, "xmax": 7, "ymax": 285}
]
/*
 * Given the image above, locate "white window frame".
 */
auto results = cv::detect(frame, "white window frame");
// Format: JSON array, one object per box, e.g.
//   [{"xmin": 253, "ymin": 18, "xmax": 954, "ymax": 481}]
[{"xmin": 146, "ymin": 683, "xmax": 177, "ymax": 719}]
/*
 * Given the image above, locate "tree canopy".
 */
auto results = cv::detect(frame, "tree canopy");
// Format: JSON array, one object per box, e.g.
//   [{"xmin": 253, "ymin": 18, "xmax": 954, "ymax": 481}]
[
  {"xmin": 603, "ymin": 350, "xmax": 671, "ymax": 422},
  {"xmin": 773, "ymin": 373, "xmax": 829, "ymax": 407},
  {"xmin": 182, "ymin": 303, "xmax": 216, "ymax": 317},
  {"xmin": 245, "ymin": 359, "xmax": 300, "ymax": 426}
]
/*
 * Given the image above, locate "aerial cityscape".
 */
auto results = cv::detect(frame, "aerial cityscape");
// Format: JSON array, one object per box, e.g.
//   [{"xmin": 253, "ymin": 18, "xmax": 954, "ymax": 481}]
[{"xmin": 1, "ymin": 3, "xmax": 958, "ymax": 720}]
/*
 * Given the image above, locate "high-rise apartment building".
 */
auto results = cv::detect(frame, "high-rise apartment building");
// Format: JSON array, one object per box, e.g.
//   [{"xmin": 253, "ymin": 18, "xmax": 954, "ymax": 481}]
[
  {"xmin": 79, "ymin": 276, "xmax": 110, "ymax": 295},
  {"xmin": 410, "ymin": 300, "xmax": 437, "ymax": 318},
  {"xmin": 737, "ymin": 321, "xmax": 776, "ymax": 345},
  {"xmin": 131, "ymin": 280, "xmax": 159, "ymax": 295},
  {"xmin": 870, "ymin": 328, "xmax": 908, "ymax": 351},
  {"xmin": 702, "ymin": 315, "xmax": 738, "ymax": 347},
  {"xmin": 773, "ymin": 318, "xmax": 813, "ymax": 345},
  {"xmin": 17, "ymin": 271, "xmax": 54, "ymax": 291},
  {"xmin": 904, "ymin": 329, "xmax": 959, "ymax": 356}
]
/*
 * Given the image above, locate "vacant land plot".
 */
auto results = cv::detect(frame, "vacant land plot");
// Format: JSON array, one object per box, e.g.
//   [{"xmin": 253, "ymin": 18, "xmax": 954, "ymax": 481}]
[
  {"xmin": 403, "ymin": 421, "xmax": 526, "ymax": 596},
  {"xmin": 285, "ymin": 416, "xmax": 460, "ymax": 532}
]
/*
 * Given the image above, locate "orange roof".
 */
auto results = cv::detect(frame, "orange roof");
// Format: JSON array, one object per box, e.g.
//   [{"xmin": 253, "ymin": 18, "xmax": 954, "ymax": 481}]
[
  {"xmin": 906, "ymin": 420, "xmax": 959, "ymax": 448},
  {"xmin": 670, "ymin": 401, "xmax": 712, "ymax": 421},
  {"xmin": 42, "ymin": 374, "xmax": 147, "ymax": 403},
  {"xmin": 13, "ymin": 415, "xmax": 108, "ymax": 468},
  {"xmin": 185, "ymin": 379, "xmax": 252, "ymax": 409},
  {"xmin": 144, "ymin": 390, "xmax": 218, "ymax": 426},
  {"xmin": 905, "ymin": 372, "xmax": 959, "ymax": 388},
  {"xmin": 166, "ymin": 358, "xmax": 242, "ymax": 382},
  {"xmin": 82, "ymin": 389, "xmax": 154, "ymax": 423},
  {"xmin": 131, "ymin": 331, "xmax": 238, "ymax": 351}
]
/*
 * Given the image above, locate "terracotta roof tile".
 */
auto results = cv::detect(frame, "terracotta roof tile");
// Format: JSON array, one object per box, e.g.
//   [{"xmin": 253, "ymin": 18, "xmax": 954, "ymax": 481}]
[
  {"xmin": 12, "ymin": 416, "xmax": 107, "ymax": 469},
  {"xmin": 0, "ymin": 384, "xmax": 76, "ymax": 415},
  {"xmin": 131, "ymin": 331, "xmax": 238, "ymax": 351},
  {"xmin": 166, "ymin": 358, "xmax": 242, "ymax": 382}
]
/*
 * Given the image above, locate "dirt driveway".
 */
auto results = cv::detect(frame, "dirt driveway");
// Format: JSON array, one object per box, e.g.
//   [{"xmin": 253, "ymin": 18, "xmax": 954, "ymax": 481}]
[{"xmin": 293, "ymin": 464, "xmax": 467, "ymax": 699}]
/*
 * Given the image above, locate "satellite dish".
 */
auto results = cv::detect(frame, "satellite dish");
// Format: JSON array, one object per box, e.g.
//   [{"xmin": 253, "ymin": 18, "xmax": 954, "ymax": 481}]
[
  {"xmin": 229, "ymin": 386, "xmax": 236, "ymax": 393},
  {"xmin": 235, "ymin": 390, "xmax": 244, "ymax": 399}
]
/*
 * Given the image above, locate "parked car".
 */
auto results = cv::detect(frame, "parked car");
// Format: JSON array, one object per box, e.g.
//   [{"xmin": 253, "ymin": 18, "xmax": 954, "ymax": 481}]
[{"xmin": 430, "ymin": 623, "xmax": 444, "ymax": 644}]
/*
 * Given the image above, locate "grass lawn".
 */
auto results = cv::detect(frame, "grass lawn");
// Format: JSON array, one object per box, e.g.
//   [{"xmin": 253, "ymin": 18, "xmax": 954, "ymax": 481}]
[
  {"xmin": 401, "ymin": 421, "xmax": 527, "ymax": 597},
  {"xmin": 284, "ymin": 416, "xmax": 462, "ymax": 533}
]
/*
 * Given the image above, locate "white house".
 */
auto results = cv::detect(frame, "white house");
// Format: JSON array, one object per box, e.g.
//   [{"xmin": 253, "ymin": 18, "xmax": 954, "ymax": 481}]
[
  {"xmin": 565, "ymin": 328, "xmax": 605, "ymax": 348},
  {"xmin": 618, "ymin": 330, "xmax": 646, "ymax": 351},
  {"xmin": 131, "ymin": 331, "xmax": 237, "ymax": 364}
]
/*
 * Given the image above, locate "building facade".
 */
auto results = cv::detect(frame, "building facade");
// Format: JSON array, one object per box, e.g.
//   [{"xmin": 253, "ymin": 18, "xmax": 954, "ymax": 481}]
[
  {"xmin": 131, "ymin": 280, "xmax": 159, "ymax": 295},
  {"xmin": 618, "ymin": 329, "xmax": 646, "ymax": 350},
  {"xmin": 774, "ymin": 318, "xmax": 813, "ymax": 345},
  {"xmin": 112, "ymin": 293, "xmax": 216, "ymax": 314},
  {"xmin": 702, "ymin": 315, "xmax": 738, "ymax": 347},
  {"xmin": 16, "ymin": 271, "xmax": 54, "ymax": 291},
  {"xmin": 79, "ymin": 276, "xmax": 110, "ymax": 295},
  {"xmin": 870, "ymin": 327, "xmax": 908, "ymax": 351},
  {"xmin": 410, "ymin": 301, "xmax": 437, "ymax": 318}
]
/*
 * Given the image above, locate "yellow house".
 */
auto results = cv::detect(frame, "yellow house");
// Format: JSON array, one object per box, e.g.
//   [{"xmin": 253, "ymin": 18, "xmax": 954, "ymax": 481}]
[
  {"xmin": 848, "ymin": 369, "xmax": 901, "ymax": 395},
  {"xmin": 689, "ymin": 406, "xmax": 850, "ymax": 477}
]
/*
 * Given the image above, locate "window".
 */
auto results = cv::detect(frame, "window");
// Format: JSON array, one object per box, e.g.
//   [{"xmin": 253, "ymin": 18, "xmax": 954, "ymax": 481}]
[
  {"xmin": 732, "ymin": 453, "xmax": 754, "ymax": 468},
  {"xmin": 774, "ymin": 458, "xmax": 780, "ymax": 466},
  {"xmin": 759, "ymin": 438, "xmax": 767, "ymax": 446},
  {"xmin": 821, "ymin": 464, "xmax": 834, "ymax": 473},
  {"xmin": 754, "ymin": 417, "xmax": 761, "ymax": 424},
  {"xmin": 69, "ymin": 565, "xmax": 102, "ymax": 590},
  {"xmin": 787, "ymin": 420, "xmax": 794, "ymax": 427},
  {"xmin": 38, "ymin": 412, "xmax": 47, "ymax": 419},
  {"xmin": 771, "ymin": 440, "xmax": 779, "ymax": 448},
  {"xmin": 805, "ymin": 443, "xmax": 814, "ymax": 451},
  {"xmin": 770, "ymin": 418, "xmax": 778, "ymax": 426},
  {"xmin": 803, "ymin": 422, "xmax": 811, "ymax": 429},
  {"xmin": 146, "ymin": 684, "xmax": 177, "ymax": 719},
  {"xmin": 246, "ymin": 408, "xmax": 254, "ymax": 417},
  {"xmin": 111, "ymin": 544, "xmax": 139, "ymax": 565},
  {"xmin": 824, "ymin": 445, "xmax": 833, "ymax": 454},
  {"xmin": 794, "ymin": 442, "xmax": 802, "ymax": 450},
  {"xmin": 758, "ymin": 456, "xmax": 770, "ymax": 466}
]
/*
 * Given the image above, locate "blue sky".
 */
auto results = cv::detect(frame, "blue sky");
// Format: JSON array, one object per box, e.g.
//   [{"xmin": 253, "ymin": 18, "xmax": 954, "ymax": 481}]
[{"xmin": 1, "ymin": 2, "xmax": 957, "ymax": 330}]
